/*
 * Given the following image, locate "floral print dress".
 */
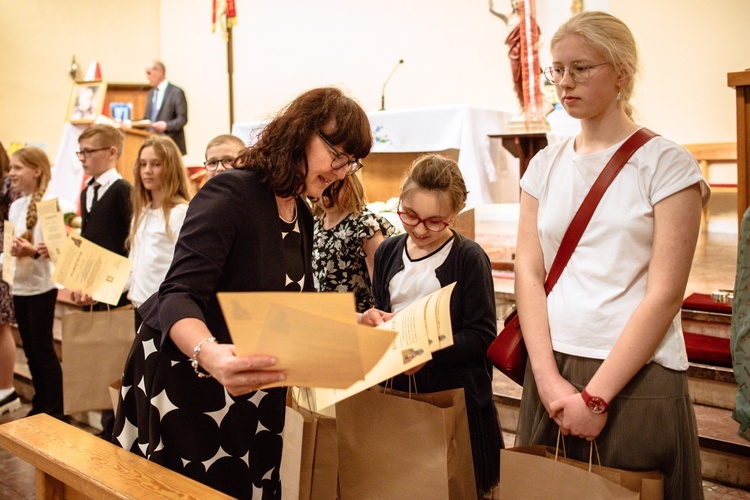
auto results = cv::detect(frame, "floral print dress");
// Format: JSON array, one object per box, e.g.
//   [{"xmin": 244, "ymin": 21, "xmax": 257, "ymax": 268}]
[{"xmin": 313, "ymin": 207, "xmax": 394, "ymax": 313}]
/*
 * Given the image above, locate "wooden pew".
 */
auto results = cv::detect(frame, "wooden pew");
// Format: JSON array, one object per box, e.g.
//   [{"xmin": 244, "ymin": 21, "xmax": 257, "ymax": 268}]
[{"xmin": 0, "ymin": 414, "xmax": 232, "ymax": 499}]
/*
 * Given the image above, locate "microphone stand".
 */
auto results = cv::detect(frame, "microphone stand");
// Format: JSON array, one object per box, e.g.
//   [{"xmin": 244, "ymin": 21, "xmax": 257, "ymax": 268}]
[{"xmin": 380, "ymin": 59, "xmax": 404, "ymax": 111}]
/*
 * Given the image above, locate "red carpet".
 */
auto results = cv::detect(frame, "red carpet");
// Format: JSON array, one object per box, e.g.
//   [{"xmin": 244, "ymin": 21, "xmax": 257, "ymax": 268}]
[{"xmin": 682, "ymin": 293, "xmax": 733, "ymax": 367}]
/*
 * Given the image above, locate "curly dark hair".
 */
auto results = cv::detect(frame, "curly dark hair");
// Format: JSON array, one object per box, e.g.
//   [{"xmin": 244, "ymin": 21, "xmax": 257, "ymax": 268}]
[{"xmin": 235, "ymin": 87, "xmax": 372, "ymax": 199}]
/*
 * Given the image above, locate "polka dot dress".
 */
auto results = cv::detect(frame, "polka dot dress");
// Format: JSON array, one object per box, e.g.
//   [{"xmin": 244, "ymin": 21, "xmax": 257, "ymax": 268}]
[{"xmin": 113, "ymin": 216, "xmax": 306, "ymax": 499}]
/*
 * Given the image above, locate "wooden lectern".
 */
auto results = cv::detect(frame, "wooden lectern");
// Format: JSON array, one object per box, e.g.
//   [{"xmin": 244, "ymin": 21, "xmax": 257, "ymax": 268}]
[
  {"xmin": 102, "ymin": 83, "xmax": 153, "ymax": 184},
  {"xmin": 728, "ymin": 69, "xmax": 750, "ymax": 229}
]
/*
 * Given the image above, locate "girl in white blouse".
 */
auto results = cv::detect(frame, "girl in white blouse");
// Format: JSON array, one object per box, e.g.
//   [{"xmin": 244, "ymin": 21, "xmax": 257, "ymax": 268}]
[
  {"xmin": 6, "ymin": 147, "xmax": 62, "ymax": 419},
  {"xmin": 127, "ymin": 136, "xmax": 193, "ymax": 311}
]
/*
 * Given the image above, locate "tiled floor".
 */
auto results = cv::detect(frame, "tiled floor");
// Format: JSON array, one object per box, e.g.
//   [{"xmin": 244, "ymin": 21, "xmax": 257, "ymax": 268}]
[{"xmin": 0, "ymin": 231, "xmax": 747, "ymax": 498}]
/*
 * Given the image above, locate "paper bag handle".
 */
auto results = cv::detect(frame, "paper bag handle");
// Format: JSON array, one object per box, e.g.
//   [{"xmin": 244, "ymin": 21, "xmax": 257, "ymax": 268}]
[{"xmin": 554, "ymin": 427, "xmax": 602, "ymax": 472}]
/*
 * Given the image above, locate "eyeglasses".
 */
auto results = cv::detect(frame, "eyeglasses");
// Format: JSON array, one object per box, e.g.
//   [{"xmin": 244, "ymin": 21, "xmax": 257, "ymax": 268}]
[
  {"xmin": 315, "ymin": 131, "xmax": 363, "ymax": 176},
  {"xmin": 542, "ymin": 62, "xmax": 610, "ymax": 85},
  {"xmin": 75, "ymin": 147, "xmax": 110, "ymax": 159},
  {"xmin": 204, "ymin": 157, "xmax": 235, "ymax": 171},
  {"xmin": 397, "ymin": 211, "xmax": 452, "ymax": 232}
]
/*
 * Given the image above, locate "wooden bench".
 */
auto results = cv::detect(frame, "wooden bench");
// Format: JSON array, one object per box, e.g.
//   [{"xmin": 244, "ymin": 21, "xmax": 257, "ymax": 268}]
[
  {"xmin": 0, "ymin": 414, "xmax": 232, "ymax": 499},
  {"xmin": 683, "ymin": 142, "xmax": 737, "ymax": 231}
]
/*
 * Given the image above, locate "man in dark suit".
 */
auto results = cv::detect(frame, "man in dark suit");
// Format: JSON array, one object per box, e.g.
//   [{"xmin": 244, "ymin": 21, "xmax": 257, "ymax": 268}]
[{"xmin": 143, "ymin": 60, "xmax": 188, "ymax": 155}]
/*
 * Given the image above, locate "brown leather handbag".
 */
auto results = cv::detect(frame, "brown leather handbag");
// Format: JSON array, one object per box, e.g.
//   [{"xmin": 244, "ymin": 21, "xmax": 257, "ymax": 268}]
[{"xmin": 487, "ymin": 128, "xmax": 658, "ymax": 385}]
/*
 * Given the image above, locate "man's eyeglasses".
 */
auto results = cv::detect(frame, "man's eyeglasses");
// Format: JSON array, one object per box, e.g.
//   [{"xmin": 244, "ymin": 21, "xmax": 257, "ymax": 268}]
[
  {"xmin": 316, "ymin": 131, "xmax": 363, "ymax": 175},
  {"xmin": 75, "ymin": 147, "xmax": 110, "ymax": 159},
  {"xmin": 397, "ymin": 211, "xmax": 452, "ymax": 232},
  {"xmin": 204, "ymin": 157, "xmax": 235, "ymax": 171},
  {"xmin": 542, "ymin": 62, "xmax": 610, "ymax": 85}
]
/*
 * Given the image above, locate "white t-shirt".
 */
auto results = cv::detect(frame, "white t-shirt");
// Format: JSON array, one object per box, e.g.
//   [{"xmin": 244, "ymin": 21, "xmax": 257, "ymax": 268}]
[
  {"xmin": 127, "ymin": 203, "xmax": 188, "ymax": 308},
  {"xmin": 7, "ymin": 191, "xmax": 57, "ymax": 296},
  {"xmin": 520, "ymin": 132, "xmax": 710, "ymax": 371},
  {"xmin": 389, "ymin": 237, "xmax": 454, "ymax": 313}
]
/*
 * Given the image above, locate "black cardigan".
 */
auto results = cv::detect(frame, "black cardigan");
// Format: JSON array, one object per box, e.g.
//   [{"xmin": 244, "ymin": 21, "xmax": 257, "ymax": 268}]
[
  {"xmin": 138, "ymin": 168, "xmax": 315, "ymax": 345},
  {"xmin": 372, "ymin": 232, "xmax": 497, "ymax": 412}
]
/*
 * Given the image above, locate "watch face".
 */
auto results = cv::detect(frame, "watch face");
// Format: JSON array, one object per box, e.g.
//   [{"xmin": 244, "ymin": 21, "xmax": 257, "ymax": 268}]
[{"xmin": 587, "ymin": 397, "xmax": 607, "ymax": 414}]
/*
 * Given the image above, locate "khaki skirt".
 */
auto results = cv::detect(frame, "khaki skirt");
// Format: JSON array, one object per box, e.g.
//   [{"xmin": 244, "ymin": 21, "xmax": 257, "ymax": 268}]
[{"xmin": 516, "ymin": 352, "xmax": 703, "ymax": 500}]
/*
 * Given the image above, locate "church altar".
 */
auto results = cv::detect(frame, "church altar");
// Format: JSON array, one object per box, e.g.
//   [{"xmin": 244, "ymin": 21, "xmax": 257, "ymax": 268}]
[{"xmin": 232, "ymin": 105, "xmax": 519, "ymax": 209}]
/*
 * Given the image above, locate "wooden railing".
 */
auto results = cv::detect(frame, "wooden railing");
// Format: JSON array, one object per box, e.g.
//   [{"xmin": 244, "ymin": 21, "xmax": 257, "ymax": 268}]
[{"xmin": 0, "ymin": 414, "xmax": 232, "ymax": 499}]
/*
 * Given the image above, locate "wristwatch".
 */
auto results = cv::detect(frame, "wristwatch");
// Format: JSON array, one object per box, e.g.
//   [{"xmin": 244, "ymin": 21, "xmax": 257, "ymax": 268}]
[{"xmin": 581, "ymin": 388, "xmax": 609, "ymax": 414}]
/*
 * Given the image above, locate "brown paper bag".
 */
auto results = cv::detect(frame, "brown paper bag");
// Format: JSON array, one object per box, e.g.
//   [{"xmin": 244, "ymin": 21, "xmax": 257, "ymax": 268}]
[
  {"xmin": 108, "ymin": 378, "xmax": 122, "ymax": 413},
  {"xmin": 280, "ymin": 405, "xmax": 304, "ymax": 500},
  {"xmin": 336, "ymin": 387, "xmax": 476, "ymax": 500},
  {"xmin": 61, "ymin": 306, "xmax": 135, "ymax": 414},
  {"xmin": 499, "ymin": 445, "xmax": 663, "ymax": 499},
  {"xmin": 288, "ymin": 389, "xmax": 339, "ymax": 500},
  {"xmin": 543, "ymin": 447, "xmax": 663, "ymax": 499}
]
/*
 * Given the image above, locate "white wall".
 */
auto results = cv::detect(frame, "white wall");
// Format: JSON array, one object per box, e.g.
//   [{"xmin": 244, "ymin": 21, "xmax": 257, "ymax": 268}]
[
  {"xmin": 3, "ymin": 0, "xmax": 749, "ymax": 232},
  {"xmin": 157, "ymin": 0, "xmax": 749, "ymax": 166}
]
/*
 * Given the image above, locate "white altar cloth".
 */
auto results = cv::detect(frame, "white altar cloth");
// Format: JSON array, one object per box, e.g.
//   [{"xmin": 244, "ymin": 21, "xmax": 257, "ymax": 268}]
[{"xmin": 232, "ymin": 105, "xmax": 517, "ymax": 209}]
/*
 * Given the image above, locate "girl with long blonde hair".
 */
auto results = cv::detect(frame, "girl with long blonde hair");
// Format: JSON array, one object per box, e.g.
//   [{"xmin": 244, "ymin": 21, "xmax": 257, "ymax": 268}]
[{"xmin": 127, "ymin": 135, "xmax": 193, "ymax": 310}]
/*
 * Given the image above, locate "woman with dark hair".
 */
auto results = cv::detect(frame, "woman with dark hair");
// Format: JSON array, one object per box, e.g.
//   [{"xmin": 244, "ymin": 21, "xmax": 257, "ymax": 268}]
[{"xmin": 113, "ymin": 87, "xmax": 372, "ymax": 499}]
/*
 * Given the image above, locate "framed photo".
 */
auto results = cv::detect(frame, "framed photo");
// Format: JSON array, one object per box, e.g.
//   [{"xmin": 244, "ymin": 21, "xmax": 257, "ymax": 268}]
[{"xmin": 67, "ymin": 81, "xmax": 107, "ymax": 124}]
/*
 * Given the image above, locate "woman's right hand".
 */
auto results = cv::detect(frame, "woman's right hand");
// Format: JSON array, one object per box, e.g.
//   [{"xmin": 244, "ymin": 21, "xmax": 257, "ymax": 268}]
[{"xmin": 197, "ymin": 341, "xmax": 286, "ymax": 396}]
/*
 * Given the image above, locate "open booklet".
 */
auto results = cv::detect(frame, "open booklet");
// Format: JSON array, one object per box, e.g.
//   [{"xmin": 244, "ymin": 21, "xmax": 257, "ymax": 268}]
[
  {"xmin": 51, "ymin": 235, "xmax": 132, "ymax": 306},
  {"xmin": 130, "ymin": 119, "xmax": 152, "ymax": 128},
  {"xmin": 218, "ymin": 282, "xmax": 456, "ymax": 414}
]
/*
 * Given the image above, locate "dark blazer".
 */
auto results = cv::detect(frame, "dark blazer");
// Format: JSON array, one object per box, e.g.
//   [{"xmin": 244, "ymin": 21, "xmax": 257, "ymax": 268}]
[
  {"xmin": 137, "ymin": 167, "xmax": 316, "ymax": 346},
  {"xmin": 144, "ymin": 83, "xmax": 188, "ymax": 155},
  {"xmin": 372, "ymin": 232, "xmax": 497, "ymax": 412}
]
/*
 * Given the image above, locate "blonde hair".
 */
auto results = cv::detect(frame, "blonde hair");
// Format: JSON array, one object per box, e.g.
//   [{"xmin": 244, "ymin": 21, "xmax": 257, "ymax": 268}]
[
  {"xmin": 128, "ymin": 136, "xmax": 193, "ymax": 248},
  {"xmin": 205, "ymin": 134, "xmax": 245, "ymax": 157},
  {"xmin": 551, "ymin": 11, "xmax": 639, "ymax": 119},
  {"xmin": 12, "ymin": 147, "xmax": 52, "ymax": 243},
  {"xmin": 313, "ymin": 174, "xmax": 368, "ymax": 219},
  {"xmin": 400, "ymin": 154, "xmax": 468, "ymax": 214},
  {"xmin": 78, "ymin": 124, "xmax": 125, "ymax": 159}
]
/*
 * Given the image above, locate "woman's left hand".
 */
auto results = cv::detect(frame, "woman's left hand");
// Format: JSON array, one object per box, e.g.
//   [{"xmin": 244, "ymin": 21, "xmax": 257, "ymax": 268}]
[{"xmin": 549, "ymin": 392, "xmax": 608, "ymax": 441}]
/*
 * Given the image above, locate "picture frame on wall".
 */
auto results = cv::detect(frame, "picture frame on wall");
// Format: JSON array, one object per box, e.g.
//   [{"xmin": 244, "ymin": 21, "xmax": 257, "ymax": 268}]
[{"xmin": 67, "ymin": 81, "xmax": 107, "ymax": 124}]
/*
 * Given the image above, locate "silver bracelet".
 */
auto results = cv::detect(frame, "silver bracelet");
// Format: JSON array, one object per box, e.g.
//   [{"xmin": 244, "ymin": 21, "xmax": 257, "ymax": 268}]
[{"xmin": 191, "ymin": 336, "xmax": 217, "ymax": 378}]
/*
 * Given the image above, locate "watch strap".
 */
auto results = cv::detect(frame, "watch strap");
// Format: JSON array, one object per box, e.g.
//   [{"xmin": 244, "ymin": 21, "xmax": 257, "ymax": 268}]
[{"xmin": 581, "ymin": 387, "xmax": 610, "ymax": 414}]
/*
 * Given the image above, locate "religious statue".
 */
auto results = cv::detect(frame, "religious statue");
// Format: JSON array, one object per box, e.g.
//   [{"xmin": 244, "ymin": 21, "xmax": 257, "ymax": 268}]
[{"xmin": 490, "ymin": 0, "xmax": 549, "ymax": 132}]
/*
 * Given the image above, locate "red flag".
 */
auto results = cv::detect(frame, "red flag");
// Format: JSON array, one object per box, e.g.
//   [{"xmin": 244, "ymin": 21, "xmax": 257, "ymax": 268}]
[
  {"xmin": 212, "ymin": 0, "xmax": 237, "ymax": 40},
  {"xmin": 84, "ymin": 61, "xmax": 102, "ymax": 81}
]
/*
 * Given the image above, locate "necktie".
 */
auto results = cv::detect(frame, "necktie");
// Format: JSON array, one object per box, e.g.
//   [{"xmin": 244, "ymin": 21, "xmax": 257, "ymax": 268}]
[
  {"xmin": 91, "ymin": 182, "xmax": 101, "ymax": 210},
  {"xmin": 150, "ymin": 88, "xmax": 159, "ymax": 122}
]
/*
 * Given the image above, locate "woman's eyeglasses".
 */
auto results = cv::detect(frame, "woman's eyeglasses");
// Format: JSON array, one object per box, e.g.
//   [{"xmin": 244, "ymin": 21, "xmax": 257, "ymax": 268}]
[
  {"xmin": 397, "ymin": 211, "xmax": 452, "ymax": 232},
  {"xmin": 316, "ymin": 131, "xmax": 363, "ymax": 175},
  {"xmin": 542, "ymin": 62, "xmax": 610, "ymax": 85}
]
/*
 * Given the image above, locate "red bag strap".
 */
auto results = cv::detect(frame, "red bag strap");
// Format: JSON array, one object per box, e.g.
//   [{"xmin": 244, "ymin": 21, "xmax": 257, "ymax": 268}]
[{"xmin": 543, "ymin": 128, "xmax": 659, "ymax": 295}]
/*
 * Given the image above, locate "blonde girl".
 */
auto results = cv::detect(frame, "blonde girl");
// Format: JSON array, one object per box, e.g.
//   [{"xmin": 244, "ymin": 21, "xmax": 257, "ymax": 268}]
[
  {"xmin": 6, "ymin": 147, "xmax": 63, "ymax": 419},
  {"xmin": 127, "ymin": 135, "xmax": 193, "ymax": 309}
]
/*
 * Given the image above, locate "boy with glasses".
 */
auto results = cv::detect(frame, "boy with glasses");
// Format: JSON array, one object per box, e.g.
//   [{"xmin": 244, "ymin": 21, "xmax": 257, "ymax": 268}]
[
  {"xmin": 71, "ymin": 124, "xmax": 132, "ymax": 441},
  {"xmin": 203, "ymin": 134, "xmax": 245, "ymax": 181}
]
